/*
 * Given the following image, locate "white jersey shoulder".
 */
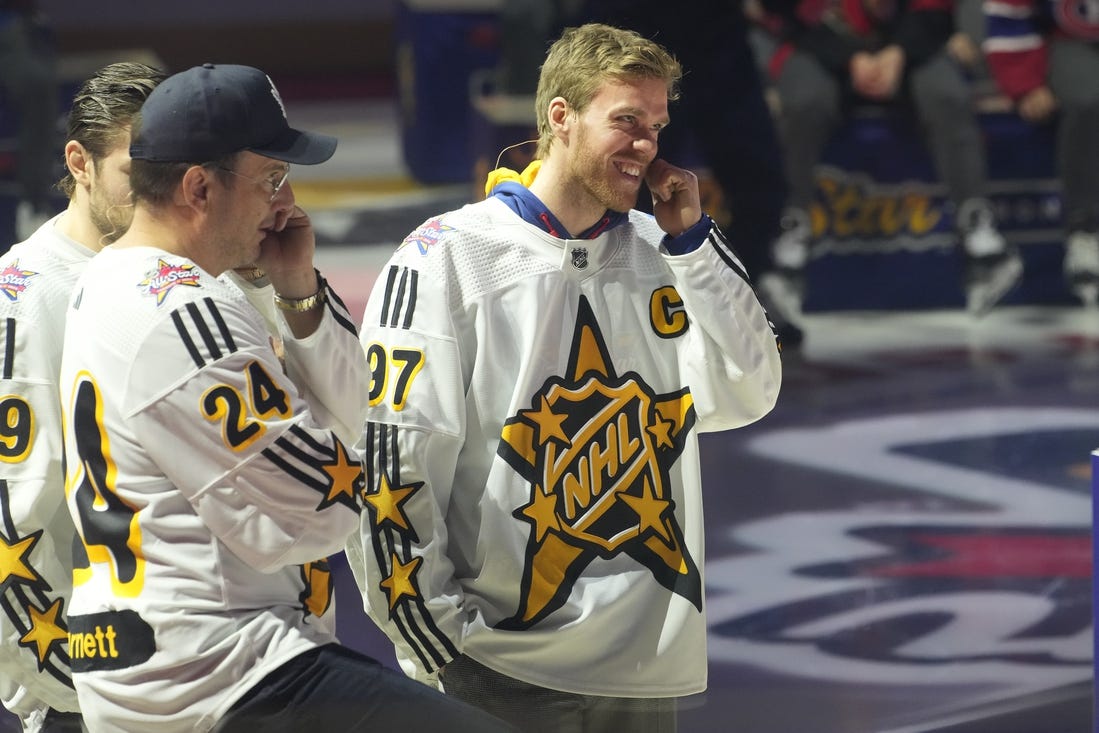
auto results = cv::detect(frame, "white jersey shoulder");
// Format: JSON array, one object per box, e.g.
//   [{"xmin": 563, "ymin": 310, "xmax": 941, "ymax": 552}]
[{"xmin": 0, "ymin": 216, "xmax": 94, "ymax": 719}]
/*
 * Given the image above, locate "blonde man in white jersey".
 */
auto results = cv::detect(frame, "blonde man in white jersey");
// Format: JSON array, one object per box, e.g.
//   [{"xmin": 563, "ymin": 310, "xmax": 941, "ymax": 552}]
[{"xmin": 350, "ymin": 22, "xmax": 783, "ymax": 733}]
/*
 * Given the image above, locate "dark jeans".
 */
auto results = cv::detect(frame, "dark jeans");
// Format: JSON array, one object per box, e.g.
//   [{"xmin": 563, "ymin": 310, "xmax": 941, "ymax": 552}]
[
  {"xmin": 214, "ymin": 644, "xmax": 517, "ymax": 733},
  {"xmin": 40, "ymin": 709, "xmax": 83, "ymax": 733},
  {"xmin": 442, "ymin": 654, "xmax": 678, "ymax": 733}
]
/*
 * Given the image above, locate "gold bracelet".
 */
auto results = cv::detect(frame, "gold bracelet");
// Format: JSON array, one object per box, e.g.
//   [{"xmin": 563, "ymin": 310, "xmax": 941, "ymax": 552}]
[{"xmin": 274, "ymin": 274, "xmax": 327, "ymax": 313}]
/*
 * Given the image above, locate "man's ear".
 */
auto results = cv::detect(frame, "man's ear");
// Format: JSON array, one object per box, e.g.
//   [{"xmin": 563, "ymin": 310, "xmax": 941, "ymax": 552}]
[
  {"xmin": 65, "ymin": 141, "xmax": 92, "ymax": 187},
  {"xmin": 180, "ymin": 165, "xmax": 213, "ymax": 209},
  {"xmin": 547, "ymin": 96, "xmax": 571, "ymax": 142}
]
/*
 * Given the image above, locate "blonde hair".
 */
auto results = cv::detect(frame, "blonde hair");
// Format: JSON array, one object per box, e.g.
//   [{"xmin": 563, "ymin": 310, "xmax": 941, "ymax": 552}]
[{"xmin": 534, "ymin": 23, "xmax": 682, "ymax": 158}]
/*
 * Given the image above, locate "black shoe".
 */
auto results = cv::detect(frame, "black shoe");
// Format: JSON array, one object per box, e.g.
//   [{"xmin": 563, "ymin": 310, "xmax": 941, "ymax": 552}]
[{"xmin": 965, "ymin": 249, "xmax": 1023, "ymax": 317}]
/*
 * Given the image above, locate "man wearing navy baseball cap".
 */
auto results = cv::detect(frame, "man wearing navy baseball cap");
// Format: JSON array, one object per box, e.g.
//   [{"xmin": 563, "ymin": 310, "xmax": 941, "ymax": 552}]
[
  {"xmin": 58, "ymin": 63, "xmax": 518, "ymax": 733},
  {"xmin": 130, "ymin": 63, "xmax": 337, "ymax": 165}
]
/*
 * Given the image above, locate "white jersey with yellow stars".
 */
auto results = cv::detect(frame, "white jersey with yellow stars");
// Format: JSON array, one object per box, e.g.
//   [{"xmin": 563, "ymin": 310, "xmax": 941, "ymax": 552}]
[
  {"xmin": 0, "ymin": 217, "xmax": 89, "ymax": 724},
  {"xmin": 59, "ymin": 245, "xmax": 367, "ymax": 733},
  {"xmin": 348, "ymin": 197, "xmax": 782, "ymax": 698}
]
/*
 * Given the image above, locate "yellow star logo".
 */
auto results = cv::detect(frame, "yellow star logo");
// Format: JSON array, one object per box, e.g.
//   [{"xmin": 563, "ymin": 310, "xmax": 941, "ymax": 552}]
[
  {"xmin": 320, "ymin": 441, "xmax": 362, "ymax": 507},
  {"xmin": 20, "ymin": 598, "xmax": 67, "ymax": 663},
  {"xmin": 380, "ymin": 553, "xmax": 422, "ymax": 611},
  {"xmin": 646, "ymin": 415, "xmax": 675, "ymax": 449},
  {"xmin": 497, "ymin": 295, "xmax": 702, "ymax": 629},
  {"xmin": 520, "ymin": 395, "xmax": 569, "ymax": 446},
  {"xmin": 619, "ymin": 475, "xmax": 673, "ymax": 544},
  {"xmin": 0, "ymin": 531, "xmax": 40, "ymax": 587},
  {"xmin": 364, "ymin": 473, "xmax": 420, "ymax": 531},
  {"xmin": 518, "ymin": 484, "xmax": 561, "ymax": 544}
]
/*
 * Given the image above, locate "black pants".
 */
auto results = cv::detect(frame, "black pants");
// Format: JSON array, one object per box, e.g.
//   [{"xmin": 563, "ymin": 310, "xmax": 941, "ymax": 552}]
[
  {"xmin": 215, "ymin": 644, "xmax": 517, "ymax": 732},
  {"xmin": 442, "ymin": 655, "xmax": 677, "ymax": 733},
  {"xmin": 40, "ymin": 709, "xmax": 83, "ymax": 733}
]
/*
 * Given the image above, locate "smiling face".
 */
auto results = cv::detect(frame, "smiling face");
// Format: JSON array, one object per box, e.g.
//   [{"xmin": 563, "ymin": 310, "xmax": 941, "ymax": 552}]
[{"xmin": 563, "ymin": 76, "xmax": 669, "ymax": 216}]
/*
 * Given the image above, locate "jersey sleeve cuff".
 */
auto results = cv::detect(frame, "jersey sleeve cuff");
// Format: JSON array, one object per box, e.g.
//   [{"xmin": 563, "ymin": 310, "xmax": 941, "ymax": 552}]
[{"xmin": 663, "ymin": 215, "xmax": 712, "ymax": 256}]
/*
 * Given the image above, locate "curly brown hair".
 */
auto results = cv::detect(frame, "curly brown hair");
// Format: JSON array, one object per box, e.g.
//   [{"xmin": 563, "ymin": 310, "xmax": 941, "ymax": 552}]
[{"xmin": 57, "ymin": 61, "xmax": 167, "ymax": 198}]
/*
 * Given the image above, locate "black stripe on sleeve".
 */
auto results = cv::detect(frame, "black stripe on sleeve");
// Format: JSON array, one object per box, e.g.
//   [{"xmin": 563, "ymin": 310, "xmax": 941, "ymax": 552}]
[
  {"xmin": 708, "ymin": 228, "xmax": 750, "ymax": 284},
  {"xmin": 186, "ymin": 301, "xmax": 222, "ymax": 361},
  {"xmin": 390, "ymin": 269, "xmax": 410, "ymax": 329},
  {"xmin": 171, "ymin": 298, "xmax": 243, "ymax": 368},
  {"xmin": 401, "ymin": 270, "xmax": 418, "ymax": 330},
  {"xmin": 262, "ymin": 444, "xmax": 329, "ymax": 493},
  {"xmin": 2, "ymin": 317, "xmax": 14, "ymax": 379},
  {"xmin": 286, "ymin": 423, "xmax": 328, "ymax": 453},
  {"xmin": 0, "ymin": 479, "xmax": 76, "ymax": 686},
  {"xmin": 367, "ymin": 423, "xmax": 460, "ymax": 669},
  {"xmin": 323, "ymin": 283, "xmax": 358, "ymax": 337},
  {"xmin": 379, "ymin": 265, "xmax": 399, "ymax": 328},
  {"xmin": 171, "ymin": 310, "xmax": 204, "ymax": 368},
  {"xmin": 203, "ymin": 297, "xmax": 237, "ymax": 353},
  {"xmin": 262, "ymin": 426, "xmax": 361, "ymax": 512},
  {"xmin": 363, "ymin": 424, "xmax": 437, "ymax": 669}
]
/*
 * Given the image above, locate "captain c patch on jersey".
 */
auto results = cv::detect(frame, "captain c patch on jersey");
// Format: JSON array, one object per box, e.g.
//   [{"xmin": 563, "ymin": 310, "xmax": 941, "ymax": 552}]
[{"xmin": 496, "ymin": 295, "xmax": 701, "ymax": 630}]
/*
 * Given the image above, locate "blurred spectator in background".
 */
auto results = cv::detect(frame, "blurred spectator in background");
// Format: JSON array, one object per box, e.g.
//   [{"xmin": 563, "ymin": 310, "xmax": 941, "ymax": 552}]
[
  {"xmin": 497, "ymin": 0, "xmax": 578, "ymax": 95},
  {"xmin": 983, "ymin": 0, "xmax": 1099, "ymax": 307},
  {"xmin": 753, "ymin": 0, "xmax": 1022, "ymax": 318},
  {"xmin": 0, "ymin": 0, "xmax": 57, "ymax": 241}
]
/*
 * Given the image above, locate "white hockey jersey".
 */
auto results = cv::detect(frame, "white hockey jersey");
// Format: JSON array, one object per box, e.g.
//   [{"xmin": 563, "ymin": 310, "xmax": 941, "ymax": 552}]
[
  {"xmin": 60, "ymin": 246, "xmax": 367, "ymax": 733},
  {"xmin": 0, "ymin": 217, "xmax": 89, "ymax": 726},
  {"xmin": 348, "ymin": 196, "xmax": 782, "ymax": 698}
]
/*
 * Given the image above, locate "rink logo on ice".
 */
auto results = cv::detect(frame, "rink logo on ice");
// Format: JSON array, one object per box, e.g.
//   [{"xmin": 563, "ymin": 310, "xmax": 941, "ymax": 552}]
[
  {"xmin": 0, "ymin": 261, "xmax": 38, "ymax": 301},
  {"xmin": 705, "ymin": 407, "xmax": 1095, "ymax": 687},
  {"xmin": 497, "ymin": 294, "xmax": 701, "ymax": 629},
  {"xmin": 138, "ymin": 259, "xmax": 202, "ymax": 306}
]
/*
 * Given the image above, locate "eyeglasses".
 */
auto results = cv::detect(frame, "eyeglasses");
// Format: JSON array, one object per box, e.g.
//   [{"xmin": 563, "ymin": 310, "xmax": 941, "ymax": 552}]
[{"xmin": 216, "ymin": 164, "xmax": 290, "ymax": 202}]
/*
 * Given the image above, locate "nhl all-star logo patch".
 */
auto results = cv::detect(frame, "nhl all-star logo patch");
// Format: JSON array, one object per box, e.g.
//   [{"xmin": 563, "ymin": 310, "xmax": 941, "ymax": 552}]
[
  {"xmin": 401, "ymin": 217, "xmax": 454, "ymax": 255},
  {"xmin": 0, "ymin": 260, "xmax": 38, "ymax": 301},
  {"xmin": 496, "ymin": 295, "xmax": 700, "ymax": 629},
  {"xmin": 570, "ymin": 247, "xmax": 588, "ymax": 270},
  {"xmin": 138, "ymin": 259, "xmax": 202, "ymax": 306}
]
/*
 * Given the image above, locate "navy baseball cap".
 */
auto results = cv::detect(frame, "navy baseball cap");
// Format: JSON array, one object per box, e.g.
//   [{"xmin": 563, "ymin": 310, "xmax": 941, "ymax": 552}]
[{"xmin": 130, "ymin": 63, "xmax": 337, "ymax": 165}]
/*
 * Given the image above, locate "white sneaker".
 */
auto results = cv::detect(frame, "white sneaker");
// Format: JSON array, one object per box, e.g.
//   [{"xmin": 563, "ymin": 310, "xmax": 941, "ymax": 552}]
[
  {"xmin": 15, "ymin": 200, "xmax": 49, "ymax": 242},
  {"xmin": 956, "ymin": 198, "xmax": 1021, "ymax": 316},
  {"xmin": 772, "ymin": 207, "xmax": 811, "ymax": 271},
  {"xmin": 1064, "ymin": 231, "xmax": 1099, "ymax": 307},
  {"xmin": 958, "ymin": 198, "xmax": 1007, "ymax": 259}
]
